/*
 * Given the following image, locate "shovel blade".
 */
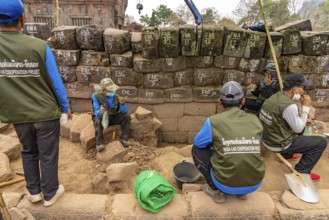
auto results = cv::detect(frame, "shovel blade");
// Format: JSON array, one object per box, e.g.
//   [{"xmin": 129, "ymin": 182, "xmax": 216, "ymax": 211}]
[{"xmin": 285, "ymin": 173, "xmax": 320, "ymax": 203}]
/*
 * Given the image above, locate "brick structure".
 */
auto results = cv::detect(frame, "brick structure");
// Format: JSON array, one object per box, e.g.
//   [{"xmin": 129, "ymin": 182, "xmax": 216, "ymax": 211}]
[
  {"xmin": 23, "ymin": 0, "xmax": 127, "ymax": 30},
  {"xmin": 45, "ymin": 23, "xmax": 329, "ymax": 144}
]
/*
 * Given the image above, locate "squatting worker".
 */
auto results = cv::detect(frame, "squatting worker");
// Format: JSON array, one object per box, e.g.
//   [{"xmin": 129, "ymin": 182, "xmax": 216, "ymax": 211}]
[
  {"xmin": 259, "ymin": 73, "xmax": 327, "ymax": 181},
  {"xmin": 91, "ymin": 78, "xmax": 131, "ymax": 151},
  {"xmin": 0, "ymin": 0, "xmax": 72, "ymax": 206},
  {"xmin": 242, "ymin": 63, "xmax": 280, "ymax": 113},
  {"xmin": 192, "ymin": 81, "xmax": 265, "ymax": 203}
]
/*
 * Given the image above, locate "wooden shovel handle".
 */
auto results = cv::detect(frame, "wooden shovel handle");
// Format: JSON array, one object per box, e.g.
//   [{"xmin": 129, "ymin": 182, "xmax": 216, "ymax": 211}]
[
  {"xmin": 276, "ymin": 153, "xmax": 300, "ymax": 176},
  {"xmin": 0, "ymin": 177, "xmax": 25, "ymax": 188}
]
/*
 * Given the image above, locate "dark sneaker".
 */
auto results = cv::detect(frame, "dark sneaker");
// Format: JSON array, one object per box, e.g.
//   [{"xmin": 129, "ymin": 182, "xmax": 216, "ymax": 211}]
[
  {"xmin": 237, "ymin": 194, "xmax": 248, "ymax": 200},
  {"xmin": 310, "ymin": 172, "xmax": 320, "ymax": 182},
  {"xmin": 202, "ymin": 184, "xmax": 226, "ymax": 203},
  {"xmin": 96, "ymin": 144, "xmax": 105, "ymax": 152},
  {"xmin": 120, "ymin": 139, "xmax": 131, "ymax": 148}
]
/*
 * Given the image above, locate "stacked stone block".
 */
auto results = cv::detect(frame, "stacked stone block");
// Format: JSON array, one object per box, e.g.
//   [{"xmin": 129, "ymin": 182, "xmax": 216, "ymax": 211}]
[{"xmin": 45, "ymin": 24, "xmax": 329, "ymax": 143}]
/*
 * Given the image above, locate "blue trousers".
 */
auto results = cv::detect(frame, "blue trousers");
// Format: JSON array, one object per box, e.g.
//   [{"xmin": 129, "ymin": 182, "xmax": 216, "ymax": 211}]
[{"xmin": 14, "ymin": 119, "xmax": 60, "ymax": 201}]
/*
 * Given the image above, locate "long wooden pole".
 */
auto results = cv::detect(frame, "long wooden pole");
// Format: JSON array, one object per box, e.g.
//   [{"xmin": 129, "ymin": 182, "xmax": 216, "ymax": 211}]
[
  {"xmin": 0, "ymin": 192, "xmax": 11, "ymax": 220},
  {"xmin": 56, "ymin": 0, "xmax": 59, "ymax": 27},
  {"xmin": 258, "ymin": 0, "xmax": 283, "ymax": 91},
  {"xmin": 0, "ymin": 178, "xmax": 25, "ymax": 188}
]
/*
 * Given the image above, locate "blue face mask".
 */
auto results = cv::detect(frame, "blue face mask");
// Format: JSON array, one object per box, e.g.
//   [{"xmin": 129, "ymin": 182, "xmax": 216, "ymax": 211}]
[{"xmin": 106, "ymin": 91, "xmax": 116, "ymax": 97}]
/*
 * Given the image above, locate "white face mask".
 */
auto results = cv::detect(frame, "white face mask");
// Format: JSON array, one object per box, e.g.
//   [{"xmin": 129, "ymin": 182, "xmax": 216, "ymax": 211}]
[{"xmin": 292, "ymin": 93, "xmax": 301, "ymax": 101}]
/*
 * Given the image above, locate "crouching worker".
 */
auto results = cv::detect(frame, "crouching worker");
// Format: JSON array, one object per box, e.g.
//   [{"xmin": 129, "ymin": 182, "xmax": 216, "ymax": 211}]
[
  {"xmin": 92, "ymin": 78, "xmax": 131, "ymax": 151},
  {"xmin": 259, "ymin": 73, "xmax": 327, "ymax": 181},
  {"xmin": 192, "ymin": 81, "xmax": 265, "ymax": 203}
]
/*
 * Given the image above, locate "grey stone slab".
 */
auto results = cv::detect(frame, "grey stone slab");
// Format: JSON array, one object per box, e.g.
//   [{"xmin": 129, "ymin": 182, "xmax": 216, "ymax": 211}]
[
  {"xmin": 164, "ymin": 87, "xmax": 193, "ymax": 102},
  {"xmin": 287, "ymin": 55, "xmax": 316, "ymax": 73},
  {"xmin": 214, "ymin": 56, "xmax": 241, "ymax": 69},
  {"xmin": 313, "ymin": 55, "xmax": 329, "ymax": 73},
  {"xmin": 76, "ymin": 66, "xmax": 111, "ymax": 83},
  {"xmin": 50, "ymin": 26, "xmax": 79, "ymax": 50},
  {"xmin": 152, "ymin": 103, "xmax": 184, "ymax": 119},
  {"xmin": 174, "ymin": 69, "xmax": 194, "ymax": 86},
  {"xmin": 186, "ymin": 56, "xmax": 214, "ymax": 68},
  {"xmin": 131, "ymin": 32, "xmax": 142, "ymax": 54},
  {"xmin": 264, "ymin": 32, "xmax": 283, "ymax": 58},
  {"xmin": 189, "ymin": 191, "xmax": 275, "ymax": 220},
  {"xmin": 2, "ymin": 193, "xmax": 24, "ymax": 209},
  {"xmin": 201, "ymin": 25, "xmax": 224, "ymax": 56},
  {"xmin": 144, "ymin": 73, "xmax": 174, "ymax": 89},
  {"xmin": 65, "ymin": 82, "xmax": 91, "ymax": 99},
  {"xmin": 110, "ymin": 51, "xmax": 133, "ymax": 68},
  {"xmin": 0, "ymin": 134, "xmax": 21, "ymax": 161},
  {"xmin": 142, "ymin": 27, "xmax": 160, "ymax": 59},
  {"xmin": 244, "ymin": 30, "xmax": 266, "ymax": 59},
  {"xmin": 282, "ymin": 30, "xmax": 302, "ymax": 55},
  {"xmin": 58, "ymin": 66, "xmax": 77, "ymax": 83},
  {"xmin": 76, "ymin": 24, "xmax": 104, "ymax": 51},
  {"xmin": 0, "ymin": 152, "xmax": 11, "ymax": 182},
  {"xmin": 223, "ymin": 26, "xmax": 248, "ymax": 57},
  {"xmin": 238, "ymin": 58, "xmax": 262, "ymax": 72},
  {"xmin": 69, "ymin": 98, "xmax": 93, "ymax": 113},
  {"xmin": 111, "ymin": 67, "xmax": 142, "ymax": 87},
  {"xmin": 194, "ymin": 68, "xmax": 224, "ymax": 86},
  {"xmin": 223, "ymin": 69, "xmax": 245, "ymax": 84},
  {"xmin": 133, "ymin": 54, "xmax": 162, "ymax": 73},
  {"xmin": 242, "ymin": 72, "xmax": 261, "ymax": 86},
  {"xmin": 23, "ymin": 23, "xmax": 51, "ymax": 40},
  {"xmin": 275, "ymin": 19, "xmax": 312, "ymax": 32},
  {"xmin": 184, "ymin": 103, "xmax": 216, "ymax": 116},
  {"xmin": 162, "ymin": 57, "xmax": 187, "ymax": 72},
  {"xmin": 277, "ymin": 189, "xmax": 329, "ymax": 220},
  {"xmin": 316, "ymin": 73, "xmax": 329, "ymax": 89},
  {"xmin": 18, "ymin": 193, "xmax": 108, "ymax": 220},
  {"xmin": 97, "ymin": 141, "xmax": 126, "ymax": 163},
  {"xmin": 301, "ymin": 31, "xmax": 328, "ymax": 56},
  {"xmin": 109, "ymin": 194, "xmax": 188, "ymax": 220},
  {"xmin": 104, "ymin": 28, "xmax": 131, "ymax": 55},
  {"xmin": 138, "ymin": 89, "xmax": 165, "ymax": 104},
  {"xmin": 180, "ymin": 25, "xmax": 202, "ymax": 56},
  {"xmin": 116, "ymin": 86, "xmax": 138, "ymax": 103},
  {"xmin": 80, "ymin": 51, "xmax": 108, "ymax": 66},
  {"xmin": 193, "ymin": 87, "xmax": 220, "ymax": 102},
  {"xmin": 159, "ymin": 27, "xmax": 180, "ymax": 58},
  {"xmin": 52, "ymin": 49, "xmax": 81, "ymax": 67},
  {"xmin": 309, "ymin": 89, "xmax": 329, "ymax": 107}
]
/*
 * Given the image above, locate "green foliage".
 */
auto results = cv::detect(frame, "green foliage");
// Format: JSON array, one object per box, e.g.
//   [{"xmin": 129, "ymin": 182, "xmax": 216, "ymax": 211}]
[
  {"xmin": 201, "ymin": 7, "xmax": 220, "ymax": 24},
  {"xmin": 314, "ymin": 0, "xmax": 329, "ymax": 30},
  {"xmin": 139, "ymin": 4, "xmax": 173, "ymax": 27},
  {"xmin": 233, "ymin": 0, "xmax": 301, "ymax": 27}
]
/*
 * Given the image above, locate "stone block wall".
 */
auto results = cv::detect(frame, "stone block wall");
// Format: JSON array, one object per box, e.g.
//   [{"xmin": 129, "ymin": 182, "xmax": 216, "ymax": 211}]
[{"xmin": 31, "ymin": 24, "xmax": 329, "ymax": 144}]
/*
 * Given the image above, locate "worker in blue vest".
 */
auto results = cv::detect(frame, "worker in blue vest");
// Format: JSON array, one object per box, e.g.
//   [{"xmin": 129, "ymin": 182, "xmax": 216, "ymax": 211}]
[
  {"xmin": 91, "ymin": 78, "xmax": 131, "ymax": 151},
  {"xmin": 192, "ymin": 81, "xmax": 265, "ymax": 203}
]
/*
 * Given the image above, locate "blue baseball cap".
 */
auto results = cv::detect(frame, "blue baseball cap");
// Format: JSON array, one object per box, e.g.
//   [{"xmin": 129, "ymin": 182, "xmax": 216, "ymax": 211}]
[{"xmin": 0, "ymin": 0, "xmax": 24, "ymax": 23}]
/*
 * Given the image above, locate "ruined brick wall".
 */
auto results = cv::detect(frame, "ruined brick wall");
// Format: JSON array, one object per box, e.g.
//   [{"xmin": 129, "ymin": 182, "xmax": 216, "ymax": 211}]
[
  {"xmin": 23, "ymin": 24, "xmax": 329, "ymax": 144},
  {"xmin": 23, "ymin": 0, "xmax": 127, "ymax": 30}
]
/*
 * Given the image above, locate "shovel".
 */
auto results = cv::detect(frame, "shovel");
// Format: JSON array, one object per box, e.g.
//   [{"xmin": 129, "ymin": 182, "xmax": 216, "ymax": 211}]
[{"xmin": 276, "ymin": 153, "xmax": 320, "ymax": 203}]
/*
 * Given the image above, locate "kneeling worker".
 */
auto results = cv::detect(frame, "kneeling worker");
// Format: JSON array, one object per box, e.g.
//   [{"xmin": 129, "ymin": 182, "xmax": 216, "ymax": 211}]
[
  {"xmin": 92, "ymin": 78, "xmax": 131, "ymax": 151},
  {"xmin": 192, "ymin": 81, "xmax": 265, "ymax": 203}
]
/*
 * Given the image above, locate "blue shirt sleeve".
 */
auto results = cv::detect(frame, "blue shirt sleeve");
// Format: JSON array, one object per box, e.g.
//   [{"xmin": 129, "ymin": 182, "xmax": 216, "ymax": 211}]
[
  {"xmin": 45, "ymin": 45, "xmax": 69, "ymax": 113},
  {"xmin": 92, "ymin": 94, "xmax": 103, "ymax": 118},
  {"xmin": 194, "ymin": 118, "xmax": 212, "ymax": 148},
  {"xmin": 119, "ymin": 103, "xmax": 128, "ymax": 113}
]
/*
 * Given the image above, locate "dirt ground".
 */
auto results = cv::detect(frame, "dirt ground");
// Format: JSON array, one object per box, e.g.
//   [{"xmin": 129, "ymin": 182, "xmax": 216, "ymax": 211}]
[{"xmin": 2, "ymin": 127, "xmax": 329, "ymax": 197}]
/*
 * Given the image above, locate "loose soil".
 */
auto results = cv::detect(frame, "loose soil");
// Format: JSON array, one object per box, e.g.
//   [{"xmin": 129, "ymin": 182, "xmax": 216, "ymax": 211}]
[{"xmin": 2, "ymin": 126, "xmax": 329, "ymax": 197}]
